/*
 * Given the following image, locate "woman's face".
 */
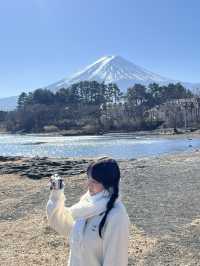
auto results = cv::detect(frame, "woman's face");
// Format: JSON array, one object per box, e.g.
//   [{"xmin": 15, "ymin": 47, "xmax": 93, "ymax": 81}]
[{"xmin": 87, "ymin": 177, "xmax": 104, "ymax": 196}]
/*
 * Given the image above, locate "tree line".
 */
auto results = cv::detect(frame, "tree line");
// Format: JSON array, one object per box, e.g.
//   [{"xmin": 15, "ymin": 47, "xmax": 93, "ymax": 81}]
[{"xmin": 1, "ymin": 81, "xmax": 194, "ymax": 133}]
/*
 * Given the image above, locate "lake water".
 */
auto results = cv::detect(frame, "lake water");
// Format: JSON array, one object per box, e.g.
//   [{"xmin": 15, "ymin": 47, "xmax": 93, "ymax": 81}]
[{"xmin": 0, "ymin": 133, "xmax": 200, "ymax": 159}]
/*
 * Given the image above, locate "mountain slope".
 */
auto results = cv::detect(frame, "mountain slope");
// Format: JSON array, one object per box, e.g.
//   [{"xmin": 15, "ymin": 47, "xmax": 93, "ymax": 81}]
[
  {"xmin": 46, "ymin": 55, "xmax": 178, "ymax": 92},
  {"xmin": 0, "ymin": 96, "xmax": 18, "ymax": 111}
]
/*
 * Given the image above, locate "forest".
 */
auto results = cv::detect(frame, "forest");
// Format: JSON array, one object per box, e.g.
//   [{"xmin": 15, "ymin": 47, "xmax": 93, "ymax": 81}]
[{"xmin": 0, "ymin": 81, "xmax": 196, "ymax": 134}]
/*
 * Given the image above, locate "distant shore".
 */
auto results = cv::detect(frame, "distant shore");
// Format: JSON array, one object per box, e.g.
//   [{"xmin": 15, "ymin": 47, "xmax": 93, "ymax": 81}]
[{"xmin": 1, "ymin": 127, "xmax": 200, "ymax": 137}]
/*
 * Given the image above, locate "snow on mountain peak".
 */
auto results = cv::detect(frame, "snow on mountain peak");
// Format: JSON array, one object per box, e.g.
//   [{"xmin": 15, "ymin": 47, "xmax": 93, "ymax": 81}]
[
  {"xmin": 0, "ymin": 55, "xmax": 199, "ymax": 111},
  {"xmin": 47, "ymin": 55, "xmax": 177, "ymax": 92}
]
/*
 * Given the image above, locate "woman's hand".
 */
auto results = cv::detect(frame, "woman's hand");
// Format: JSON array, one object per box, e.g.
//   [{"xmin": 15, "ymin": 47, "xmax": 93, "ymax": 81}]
[{"xmin": 49, "ymin": 174, "xmax": 65, "ymax": 190}]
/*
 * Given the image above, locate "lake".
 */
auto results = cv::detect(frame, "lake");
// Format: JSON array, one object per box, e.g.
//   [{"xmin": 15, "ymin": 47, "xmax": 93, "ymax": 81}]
[{"xmin": 0, "ymin": 133, "xmax": 200, "ymax": 159}]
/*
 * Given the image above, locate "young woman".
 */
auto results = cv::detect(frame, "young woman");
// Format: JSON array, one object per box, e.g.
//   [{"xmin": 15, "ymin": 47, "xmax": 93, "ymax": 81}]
[{"xmin": 46, "ymin": 157, "xmax": 130, "ymax": 266}]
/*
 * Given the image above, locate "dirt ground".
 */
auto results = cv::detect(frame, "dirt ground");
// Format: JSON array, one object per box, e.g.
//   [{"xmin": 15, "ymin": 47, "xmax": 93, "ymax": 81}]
[{"xmin": 1, "ymin": 151, "xmax": 200, "ymax": 265}]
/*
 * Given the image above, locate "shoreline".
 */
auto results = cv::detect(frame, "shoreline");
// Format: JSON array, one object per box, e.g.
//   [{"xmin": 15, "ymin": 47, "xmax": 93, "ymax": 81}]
[
  {"xmin": 0, "ymin": 148, "xmax": 200, "ymax": 179},
  {"xmin": 1, "ymin": 127, "xmax": 200, "ymax": 137}
]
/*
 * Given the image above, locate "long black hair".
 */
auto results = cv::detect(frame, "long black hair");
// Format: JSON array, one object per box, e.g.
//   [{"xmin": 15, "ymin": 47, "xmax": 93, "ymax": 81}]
[{"xmin": 87, "ymin": 157, "xmax": 120, "ymax": 238}]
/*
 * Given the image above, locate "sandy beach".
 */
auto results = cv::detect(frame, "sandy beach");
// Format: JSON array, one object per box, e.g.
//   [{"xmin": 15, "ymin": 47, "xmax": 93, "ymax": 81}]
[{"xmin": 0, "ymin": 150, "xmax": 200, "ymax": 265}]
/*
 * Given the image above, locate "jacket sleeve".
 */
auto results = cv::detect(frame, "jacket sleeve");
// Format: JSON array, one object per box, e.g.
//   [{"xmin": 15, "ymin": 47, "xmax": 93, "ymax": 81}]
[
  {"xmin": 46, "ymin": 189, "xmax": 74, "ymax": 238},
  {"xmin": 102, "ymin": 211, "xmax": 130, "ymax": 266}
]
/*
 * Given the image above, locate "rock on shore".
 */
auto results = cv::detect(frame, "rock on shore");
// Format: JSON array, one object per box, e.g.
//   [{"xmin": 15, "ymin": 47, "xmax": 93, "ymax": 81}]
[{"xmin": 0, "ymin": 156, "xmax": 91, "ymax": 179}]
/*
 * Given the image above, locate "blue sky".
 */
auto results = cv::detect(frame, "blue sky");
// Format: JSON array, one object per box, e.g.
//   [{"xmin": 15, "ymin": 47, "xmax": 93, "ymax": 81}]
[{"xmin": 0, "ymin": 0, "xmax": 200, "ymax": 97}]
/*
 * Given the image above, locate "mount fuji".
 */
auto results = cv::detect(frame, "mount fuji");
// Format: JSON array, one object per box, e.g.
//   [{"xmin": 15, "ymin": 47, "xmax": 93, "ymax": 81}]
[
  {"xmin": 0, "ymin": 55, "xmax": 199, "ymax": 111},
  {"xmin": 46, "ymin": 55, "xmax": 178, "ymax": 92}
]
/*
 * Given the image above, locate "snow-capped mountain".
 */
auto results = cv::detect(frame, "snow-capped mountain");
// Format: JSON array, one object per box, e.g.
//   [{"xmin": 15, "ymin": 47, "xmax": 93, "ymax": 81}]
[
  {"xmin": 0, "ymin": 55, "xmax": 200, "ymax": 111},
  {"xmin": 46, "ymin": 55, "xmax": 178, "ymax": 92},
  {"xmin": 0, "ymin": 96, "xmax": 18, "ymax": 111}
]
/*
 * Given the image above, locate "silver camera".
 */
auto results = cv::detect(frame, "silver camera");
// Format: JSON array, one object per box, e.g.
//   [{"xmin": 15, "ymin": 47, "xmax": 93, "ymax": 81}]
[{"xmin": 50, "ymin": 174, "xmax": 64, "ymax": 190}]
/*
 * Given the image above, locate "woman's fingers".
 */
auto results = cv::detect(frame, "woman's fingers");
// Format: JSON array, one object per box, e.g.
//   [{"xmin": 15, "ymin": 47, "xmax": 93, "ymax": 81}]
[{"xmin": 49, "ymin": 177, "xmax": 56, "ymax": 190}]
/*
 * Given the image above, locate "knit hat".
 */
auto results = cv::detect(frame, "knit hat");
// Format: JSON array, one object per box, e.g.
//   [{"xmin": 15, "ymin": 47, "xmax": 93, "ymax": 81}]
[{"xmin": 87, "ymin": 157, "xmax": 120, "ymax": 190}]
